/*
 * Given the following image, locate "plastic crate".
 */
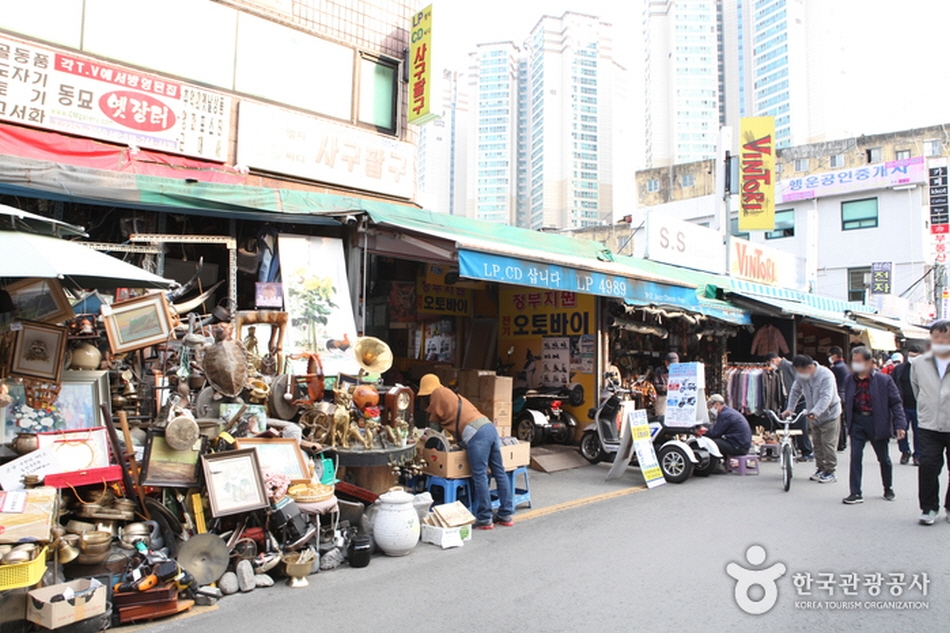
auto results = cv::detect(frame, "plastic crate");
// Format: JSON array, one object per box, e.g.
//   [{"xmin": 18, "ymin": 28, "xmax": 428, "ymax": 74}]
[{"xmin": 0, "ymin": 546, "xmax": 47, "ymax": 591}]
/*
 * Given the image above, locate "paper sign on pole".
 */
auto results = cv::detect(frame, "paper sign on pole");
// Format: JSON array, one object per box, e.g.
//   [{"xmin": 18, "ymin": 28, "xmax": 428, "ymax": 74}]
[{"xmin": 738, "ymin": 116, "xmax": 776, "ymax": 231}]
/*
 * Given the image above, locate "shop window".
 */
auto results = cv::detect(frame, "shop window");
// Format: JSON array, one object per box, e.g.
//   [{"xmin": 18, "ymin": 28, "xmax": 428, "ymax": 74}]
[
  {"xmin": 895, "ymin": 149, "xmax": 911, "ymax": 161},
  {"xmin": 925, "ymin": 139, "xmax": 942, "ymax": 157},
  {"xmin": 765, "ymin": 209, "xmax": 794, "ymax": 239},
  {"xmin": 848, "ymin": 267, "xmax": 871, "ymax": 302},
  {"xmin": 730, "ymin": 217, "xmax": 749, "ymax": 240},
  {"xmin": 358, "ymin": 55, "xmax": 398, "ymax": 133},
  {"xmin": 841, "ymin": 198, "xmax": 878, "ymax": 231}
]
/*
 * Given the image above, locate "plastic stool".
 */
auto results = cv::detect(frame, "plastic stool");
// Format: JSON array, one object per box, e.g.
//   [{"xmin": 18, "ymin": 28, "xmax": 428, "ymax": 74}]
[
  {"xmin": 726, "ymin": 454, "xmax": 759, "ymax": 476},
  {"xmin": 490, "ymin": 466, "xmax": 532, "ymax": 510},
  {"xmin": 426, "ymin": 476, "xmax": 474, "ymax": 508}
]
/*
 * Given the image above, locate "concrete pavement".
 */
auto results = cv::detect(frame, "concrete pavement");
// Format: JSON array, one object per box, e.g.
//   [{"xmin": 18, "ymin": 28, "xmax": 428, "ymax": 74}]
[{"xmin": 138, "ymin": 443, "xmax": 948, "ymax": 633}]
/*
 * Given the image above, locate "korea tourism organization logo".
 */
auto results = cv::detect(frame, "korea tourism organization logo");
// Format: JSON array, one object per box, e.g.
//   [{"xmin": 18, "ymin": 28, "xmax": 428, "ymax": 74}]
[{"xmin": 726, "ymin": 546, "xmax": 931, "ymax": 615}]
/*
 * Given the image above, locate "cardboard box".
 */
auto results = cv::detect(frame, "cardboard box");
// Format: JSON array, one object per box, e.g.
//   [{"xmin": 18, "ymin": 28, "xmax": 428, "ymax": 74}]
[
  {"xmin": 0, "ymin": 486, "xmax": 57, "ymax": 544},
  {"xmin": 432, "ymin": 365, "xmax": 458, "ymax": 388},
  {"xmin": 479, "ymin": 375, "xmax": 513, "ymax": 402},
  {"xmin": 477, "ymin": 400, "xmax": 512, "ymax": 428},
  {"xmin": 459, "ymin": 370, "xmax": 495, "ymax": 399},
  {"xmin": 419, "ymin": 442, "xmax": 530, "ymax": 478},
  {"xmin": 27, "ymin": 579, "xmax": 106, "ymax": 630},
  {"xmin": 421, "ymin": 522, "xmax": 473, "ymax": 549},
  {"xmin": 496, "ymin": 425, "xmax": 512, "ymax": 438},
  {"xmin": 499, "ymin": 442, "xmax": 531, "ymax": 469}
]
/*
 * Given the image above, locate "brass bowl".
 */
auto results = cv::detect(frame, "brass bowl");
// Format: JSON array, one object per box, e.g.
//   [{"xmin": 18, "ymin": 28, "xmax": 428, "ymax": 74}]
[
  {"xmin": 75, "ymin": 551, "xmax": 110, "ymax": 566},
  {"xmin": 2, "ymin": 549, "xmax": 33, "ymax": 565},
  {"xmin": 80, "ymin": 531, "xmax": 112, "ymax": 546},
  {"xmin": 66, "ymin": 520, "xmax": 95, "ymax": 534}
]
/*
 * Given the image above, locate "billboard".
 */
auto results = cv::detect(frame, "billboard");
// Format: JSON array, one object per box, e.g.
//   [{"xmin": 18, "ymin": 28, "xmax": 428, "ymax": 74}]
[
  {"xmin": 408, "ymin": 5, "xmax": 437, "ymax": 125},
  {"xmin": 738, "ymin": 116, "xmax": 776, "ymax": 231}
]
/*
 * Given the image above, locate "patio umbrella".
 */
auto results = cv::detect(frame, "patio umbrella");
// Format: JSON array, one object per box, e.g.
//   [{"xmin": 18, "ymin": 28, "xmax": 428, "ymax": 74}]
[
  {"xmin": 0, "ymin": 231, "xmax": 174, "ymax": 289},
  {"xmin": 0, "ymin": 203, "xmax": 88, "ymax": 238}
]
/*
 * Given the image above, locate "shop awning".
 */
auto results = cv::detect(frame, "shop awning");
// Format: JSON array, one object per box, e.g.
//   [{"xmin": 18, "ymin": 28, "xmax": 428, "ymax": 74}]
[
  {"xmin": 726, "ymin": 292, "xmax": 861, "ymax": 331},
  {"xmin": 848, "ymin": 311, "xmax": 931, "ymax": 341},
  {"xmin": 859, "ymin": 327, "xmax": 899, "ymax": 351}
]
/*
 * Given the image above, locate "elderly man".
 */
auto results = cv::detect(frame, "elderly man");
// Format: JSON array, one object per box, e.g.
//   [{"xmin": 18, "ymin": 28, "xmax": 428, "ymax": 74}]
[
  {"xmin": 782, "ymin": 354, "xmax": 841, "ymax": 484},
  {"xmin": 705, "ymin": 395, "xmax": 752, "ymax": 458},
  {"xmin": 417, "ymin": 374, "xmax": 514, "ymax": 530},
  {"xmin": 912, "ymin": 321, "xmax": 950, "ymax": 525},
  {"xmin": 842, "ymin": 347, "xmax": 907, "ymax": 505}
]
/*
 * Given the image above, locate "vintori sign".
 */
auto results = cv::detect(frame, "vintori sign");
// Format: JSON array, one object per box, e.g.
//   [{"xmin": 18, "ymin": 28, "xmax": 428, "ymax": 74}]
[
  {"xmin": 738, "ymin": 117, "xmax": 776, "ymax": 232},
  {"xmin": 728, "ymin": 237, "xmax": 800, "ymax": 288}
]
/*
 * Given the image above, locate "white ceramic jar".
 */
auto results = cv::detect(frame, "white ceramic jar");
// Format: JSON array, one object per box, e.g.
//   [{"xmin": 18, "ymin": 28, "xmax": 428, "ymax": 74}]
[{"xmin": 372, "ymin": 488, "xmax": 420, "ymax": 556}]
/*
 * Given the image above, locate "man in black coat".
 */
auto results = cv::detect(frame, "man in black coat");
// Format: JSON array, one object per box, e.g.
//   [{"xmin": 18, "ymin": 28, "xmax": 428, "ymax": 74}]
[
  {"xmin": 828, "ymin": 346, "xmax": 850, "ymax": 451},
  {"xmin": 705, "ymin": 395, "xmax": 752, "ymax": 457},
  {"xmin": 891, "ymin": 344, "xmax": 922, "ymax": 465}
]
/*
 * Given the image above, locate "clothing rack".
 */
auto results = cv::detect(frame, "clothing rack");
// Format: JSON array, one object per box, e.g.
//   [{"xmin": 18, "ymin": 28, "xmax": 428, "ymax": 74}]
[{"xmin": 724, "ymin": 365, "xmax": 785, "ymax": 416}]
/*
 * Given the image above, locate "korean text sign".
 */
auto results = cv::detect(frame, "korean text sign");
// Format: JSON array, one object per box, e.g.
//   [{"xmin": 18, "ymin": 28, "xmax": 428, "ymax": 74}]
[
  {"xmin": 738, "ymin": 116, "xmax": 776, "ymax": 232},
  {"xmin": 870, "ymin": 262, "xmax": 892, "ymax": 295},
  {"xmin": 409, "ymin": 5, "xmax": 437, "ymax": 125},
  {"xmin": 778, "ymin": 157, "xmax": 927, "ymax": 203},
  {"xmin": 416, "ymin": 277, "xmax": 470, "ymax": 316},
  {"xmin": 0, "ymin": 34, "xmax": 231, "ymax": 161}
]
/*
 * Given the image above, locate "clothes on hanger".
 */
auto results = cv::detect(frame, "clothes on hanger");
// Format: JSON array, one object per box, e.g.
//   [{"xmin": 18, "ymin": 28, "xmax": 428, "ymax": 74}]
[{"xmin": 750, "ymin": 324, "xmax": 790, "ymax": 356}]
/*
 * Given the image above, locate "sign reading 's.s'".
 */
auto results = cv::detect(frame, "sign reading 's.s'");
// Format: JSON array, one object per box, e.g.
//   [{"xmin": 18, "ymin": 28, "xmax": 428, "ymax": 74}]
[{"xmin": 738, "ymin": 117, "xmax": 776, "ymax": 232}]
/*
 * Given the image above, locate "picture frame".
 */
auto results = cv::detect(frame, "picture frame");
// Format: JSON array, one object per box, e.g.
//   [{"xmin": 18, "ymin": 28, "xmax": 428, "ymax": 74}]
[
  {"xmin": 4, "ymin": 370, "xmax": 111, "ymax": 435},
  {"xmin": 10, "ymin": 321, "xmax": 68, "ymax": 382},
  {"xmin": 219, "ymin": 403, "xmax": 268, "ymax": 435},
  {"xmin": 0, "ymin": 278, "xmax": 74, "ymax": 328},
  {"xmin": 141, "ymin": 430, "xmax": 205, "ymax": 488},
  {"xmin": 201, "ymin": 449, "xmax": 269, "ymax": 518},
  {"xmin": 234, "ymin": 437, "xmax": 310, "ymax": 484},
  {"xmin": 103, "ymin": 293, "xmax": 173, "ymax": 354},
  {"xmin": 255, "ymin": 282, "xmax": 283, "ymax": 309}
]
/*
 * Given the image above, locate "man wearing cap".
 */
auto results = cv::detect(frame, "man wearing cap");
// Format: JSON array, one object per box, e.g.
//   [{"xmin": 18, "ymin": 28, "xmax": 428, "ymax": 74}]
[
  {"xmin": 705, "ymin": 395, "xmax": 752, "ymax": 459},
  {"xmin": 417, "ymin": 374, "xmax": 514, "ymax": 530}
]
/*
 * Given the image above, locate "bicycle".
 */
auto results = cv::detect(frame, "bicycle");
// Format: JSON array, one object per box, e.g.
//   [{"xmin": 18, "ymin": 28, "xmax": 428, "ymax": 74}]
[{"xmin": 764, "ymin": 410, "xmax": 807, "ymax": 491}]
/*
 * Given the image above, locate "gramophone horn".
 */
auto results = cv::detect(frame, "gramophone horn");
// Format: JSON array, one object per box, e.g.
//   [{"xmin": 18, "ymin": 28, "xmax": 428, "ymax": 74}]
[{"xmin": 353, "ymin": 337, "xmax": 393, "ymax": 374}]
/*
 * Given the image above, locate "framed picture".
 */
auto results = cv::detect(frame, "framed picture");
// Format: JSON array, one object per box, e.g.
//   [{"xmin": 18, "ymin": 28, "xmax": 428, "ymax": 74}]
[
  {"xmin": 0, "ymin": 278, "xmax": 74, "ymax": 328},
  {"xmin": 220, "ymin": 403, "xmax": 268, "ymax": 434},
  {"xmin": 255, "ymin": 282, "xmax": 283, "ymax": 309},
  {"xmin": 234, "ymin": 437, "xmax": 310, "ymax": 484},
  {"xmin": 141, "ymin": 430, "xmax": 204, "ymax": 488},
  {"xmin": 103, "ymin": 293, "xmax": 173, "ymax": 354},
  {"xmin": 10, "ymin": 321, "xmax": 68, "ymax": 382},
  {"xmin": 4, "ymin": 370, "xmax": 111, "ymax": 434},
  {"xmin": 201, "ymin": 449, "xmax": 269, "ymax": 518}
]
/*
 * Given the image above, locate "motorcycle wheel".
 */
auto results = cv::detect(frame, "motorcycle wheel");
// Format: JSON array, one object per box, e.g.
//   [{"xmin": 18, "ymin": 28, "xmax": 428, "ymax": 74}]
[
  {"xmin": 657, "ymin": 445, "xmax": 694, "ymax": 483},
  {"xmin": 553, "ymin": 412, "xmax": 579, "ymax": 445},
  {"xmin": 693, "ymin": 449, "xmax": 719, "ymax": 477},
  {"xmin": 579, "ymin": 431, "xmax": 605, "ymax": 464},
  {"xmin": 515, "ymin": 414, "xmax": 540, "ymax": 446}
]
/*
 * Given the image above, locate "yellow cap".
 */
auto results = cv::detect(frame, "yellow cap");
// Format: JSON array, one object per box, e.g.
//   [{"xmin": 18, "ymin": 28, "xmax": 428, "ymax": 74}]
[{"xmin": 417, "ymin": 373, "xmax": 442, "ymax": 396}]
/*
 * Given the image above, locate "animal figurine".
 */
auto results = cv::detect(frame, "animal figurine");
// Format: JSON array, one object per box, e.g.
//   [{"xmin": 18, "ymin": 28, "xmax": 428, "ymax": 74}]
[
  {"xmin": 201, "ymin": 324, "xmax": 249, "ymax": 398},
  {"xmin": 326, "ymin": 333, "xmax": 351, "ymax": 352},
  {"xmin": 287, "ymin": 352, "xmax": 325, "ymax": 405},
  {"xmin": 330, "ymin": 388, "xmax": 353, "ymax": 448}
]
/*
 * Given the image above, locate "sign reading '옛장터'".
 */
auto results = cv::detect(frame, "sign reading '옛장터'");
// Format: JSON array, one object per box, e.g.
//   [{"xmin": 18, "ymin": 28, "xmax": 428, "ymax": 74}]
[{"xmin": 738, "ymin": 116, "xmax": 776, "ymax": 232}]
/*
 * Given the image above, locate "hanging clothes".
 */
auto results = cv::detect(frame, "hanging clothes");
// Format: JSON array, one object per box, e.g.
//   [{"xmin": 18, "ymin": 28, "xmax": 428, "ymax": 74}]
[
  {"xmin": 725, "ymin": 367, "xmax": 765, "ymax": 415},
  {"xmin": 760, "ymin": 368, "xmax": 786, "ymax": 414},
  {"xmin": 750, "ymin": 324, "xmax": 790, "ymax": 356}
]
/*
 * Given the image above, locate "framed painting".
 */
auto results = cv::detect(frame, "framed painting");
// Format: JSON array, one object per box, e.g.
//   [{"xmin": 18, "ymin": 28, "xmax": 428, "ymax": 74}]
[
  {"xmin": 234, "ymin": 437, "xmax": 310, "ymax": 484},
  {"xmin": 10, "ymin": 321, "xmax": 68, "ymax": 382},
  {"xmin": 103, "ymin": 293, "xmax": 173, "ymax": 354},
  {"xmin": 140, "ymin": 430, "xmax": 204, "ymax": 488},
  {"xmin": 1, "ymin": 278, "xmax": 74, "ymax": 328},
  {"xmin": 201, "ymin": 449, "xmax": 269, "ymax": 518}
]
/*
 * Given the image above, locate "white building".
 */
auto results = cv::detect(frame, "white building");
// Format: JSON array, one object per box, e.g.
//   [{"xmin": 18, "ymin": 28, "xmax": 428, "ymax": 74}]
[{"xmin": 417, "ymin": 69, "xmax": 468, "ymax": 216}]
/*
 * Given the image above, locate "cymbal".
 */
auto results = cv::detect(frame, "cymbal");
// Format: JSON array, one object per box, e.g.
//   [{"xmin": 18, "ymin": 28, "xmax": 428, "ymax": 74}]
[{"xmin": 176, "ymin": 533, "xmax": 229, "ymax": 586}]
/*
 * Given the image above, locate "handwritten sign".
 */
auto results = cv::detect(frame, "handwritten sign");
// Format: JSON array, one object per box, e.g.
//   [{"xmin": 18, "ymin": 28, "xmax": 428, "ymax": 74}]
[{"xmin": 0, "ymin": 446, "xmax": 61, "ymax": 491}]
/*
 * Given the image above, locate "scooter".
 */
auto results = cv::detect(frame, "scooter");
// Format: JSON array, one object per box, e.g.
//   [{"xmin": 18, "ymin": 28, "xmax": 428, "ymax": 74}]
[
  {"xmin": 578, "ymin": 375, "xmax": 722, "ymax": 483},
  {"xmin": 513, "ymin": 393, "xmax": 579, "ymax": 446}
]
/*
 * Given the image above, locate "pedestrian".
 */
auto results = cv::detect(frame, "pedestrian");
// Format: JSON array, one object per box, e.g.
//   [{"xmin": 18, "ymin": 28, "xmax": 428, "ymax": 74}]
[
  {"xmin": 892, "ymin": 344, "xmax": 922, "ymax": 465},
  {"xmin": 841, "ymin": 347, "xmax": 907, "ymax": 504},
  {"xmin": 782, "ymin": 354, "xmax": 841, "ymax": 484},
  {"xmin": 705, "ymin": 395, "xmax": 752, "ymax": 458},
  {"xmin": 911, "ymin": 321, "xmax": 950, "ymax": 525},
  {"xmin": 652, "ymin": 352, "xmax": 678, "ymax": 417},
  {"xmin": 769, "ymin": 352, "xmax": 814, "ymax": 461},
  {"xmin": 417, "ymin": 374, "xmax": 514, "ymax": 530},
  {"xmin": 828, "ymin": 346, "xmax": 850, "ymax": 452},
  {"xmin": 882, "ymin": 352, "xmax": 902, "ymax": 376}
]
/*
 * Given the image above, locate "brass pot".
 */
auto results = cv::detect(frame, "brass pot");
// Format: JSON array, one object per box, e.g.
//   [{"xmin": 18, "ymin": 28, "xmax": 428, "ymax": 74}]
[
  {"xmin": 80, "ymin": 531, "xmax": 112, "ymax": 546},
  {"xmin": 11, "ymin": 433, "xmax": 38, "ymax": 455}
]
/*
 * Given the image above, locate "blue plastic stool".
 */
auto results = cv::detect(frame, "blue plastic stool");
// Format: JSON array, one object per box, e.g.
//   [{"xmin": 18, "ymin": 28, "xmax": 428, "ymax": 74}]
[
  {"xmin": 426, "ymin": 476, "xmax": 474, "ymax": 508},
  {"xmin": 490, "ymin": 466, "xmax": 532, "ymax": 510}
]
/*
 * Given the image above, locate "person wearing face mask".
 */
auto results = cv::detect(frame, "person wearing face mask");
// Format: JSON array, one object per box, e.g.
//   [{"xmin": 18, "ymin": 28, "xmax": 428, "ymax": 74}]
[
  {"xmin": 767, "ymin": 352, "xmax": 814, "ymax": 461},
  {"xmin": 705, "ymin": 395, "xmax": 752, "ymax": 460},
  {"xmin": 842, "ymin": 347, "xmax": 907, "ymax": 505},
  {"xmin": 782, "ymin": 354, "xmax": 841, "ymax": 483},
  {"xmin": 891, "ymin": 344, "xmax": 922, "ymax": 465},
  {"xmin": 911, "ymin": 321, "xmax": 950, "ymax": 525},
  {"xmin": 827, "ymin": 346, "xmax": 851, "ymax": 452}
]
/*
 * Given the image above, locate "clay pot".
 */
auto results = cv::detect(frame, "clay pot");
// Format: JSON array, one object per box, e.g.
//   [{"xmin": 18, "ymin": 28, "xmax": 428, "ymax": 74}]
[
  {"xmin": 372, "ymin": 488, "xmax": 420, "ymax": 557},
  {"xmin": 69, "ymin": 343, "xmax": 102, "ymax": 370}
]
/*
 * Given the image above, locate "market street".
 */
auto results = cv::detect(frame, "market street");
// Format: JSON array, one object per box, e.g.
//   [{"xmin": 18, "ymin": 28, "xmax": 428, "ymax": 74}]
[{"xmin": 140, "ymin": 446, "xmax": 947, "ymax": 633}]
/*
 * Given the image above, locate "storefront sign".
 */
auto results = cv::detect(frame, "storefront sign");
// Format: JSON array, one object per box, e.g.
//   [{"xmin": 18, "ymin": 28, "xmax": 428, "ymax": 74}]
[
  {"xmin": 0, "ymin": 33, "xmax": 231, "ymax": 161},
  {"xmin": 458, "ymin": 250, "xmax": 700, "ymax": 309},
  {"xmin": 416, "ymin": 277, "xmax": 470, "ymax": 316},
  {"xmin": 778, "ymin": 156, "xmax": 927, "ymax": 203},
  {"xmin": 870, "ymin": 262, "xmax": 892, "ymax": 295},
  {"xmin": 738, "ymin": 117, "xmax": 776, "ymax": 231},
  {"xmin": 728, "ymin": 237, "xmax": 801, "ymax": 289},
  {"xmin": 237, "ymin": 101, "xmax": 415, "ymax": 199},
  {"xmin": 930, "ymin": 158, "xmax": 949, "ymax": 237},
  {"xmin": 629, "ymin": 408, "xmax": 665, "ymax": 488},
  {"xmin": 408, "ymin": 5, "xmax": 437, "ymax": 125},
  {"xmin": 664, "ymin": 362, "xmax": 707, "ymax": 428},
  {"xmin": 645, "ymin": 214, "xmax": 726, "ymax": 273}
]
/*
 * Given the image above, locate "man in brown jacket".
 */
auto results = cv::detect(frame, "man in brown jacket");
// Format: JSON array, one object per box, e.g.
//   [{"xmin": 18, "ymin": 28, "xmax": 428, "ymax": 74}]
[{"xmin": 418, "ymin": 374, "xmax": 514, "ymax": 529}]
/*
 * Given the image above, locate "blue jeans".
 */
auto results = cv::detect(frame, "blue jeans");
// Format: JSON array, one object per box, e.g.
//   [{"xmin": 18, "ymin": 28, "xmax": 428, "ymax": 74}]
[
  {"xmin": 897, "ymin": 408, "xmax": 919, "ymax": 457},
  {"xmin": 466, "ymin": 424, "xmax": 513, "ymax": 524}
]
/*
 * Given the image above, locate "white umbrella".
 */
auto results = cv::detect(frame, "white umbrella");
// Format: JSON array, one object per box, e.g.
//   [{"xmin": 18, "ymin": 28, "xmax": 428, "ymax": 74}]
[
  {"xmin": 0, "ymin": 203, "xmax": 87, "ymax": 238},
  {"xmin": 0, "ymin": 231, "xmax": 174, "ymax": 289}
]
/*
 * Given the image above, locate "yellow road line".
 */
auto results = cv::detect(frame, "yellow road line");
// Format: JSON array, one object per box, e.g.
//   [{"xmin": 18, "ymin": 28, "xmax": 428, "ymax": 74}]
[{"xmin": 513, "ymin": 485, "xmax": 647, "ymax": 523}]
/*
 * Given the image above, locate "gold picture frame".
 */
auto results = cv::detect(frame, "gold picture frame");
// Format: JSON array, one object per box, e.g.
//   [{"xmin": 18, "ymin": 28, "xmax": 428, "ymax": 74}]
[
  {"xmin": 234, "ymin": 437, "xmax": 311, "ymax": 485},
  {"xmin": 10, "ymin": 321, "xmax": 68, "ymax": 382},
  {"xmin": 1, "ymin": 278, "xmax": 74, "ymax": 328},
  {"xmin": 103, "ymin": 293, "xmax": 173, "ymax": 354}
]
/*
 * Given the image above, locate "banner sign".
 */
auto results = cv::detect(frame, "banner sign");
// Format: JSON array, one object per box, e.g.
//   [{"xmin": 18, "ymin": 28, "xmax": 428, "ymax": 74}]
[
  {"xmin": 930, "ymin": 158, "xmax": 949, "ymax": 240},
  {"xmin": 664, "ymin": 362, "xmax": 707, "ymax": 428},
  {"xmin": 629, "ymin": 408, "xmax": 666, "ymax": 488},
  {"xmin": 779, "ymin": 156, "xmax": 927, "ymax": 203},
  {"xmin": 0, "ymin": 33, "xmax": 231, "ymax": 161},
  {"xmin": 416, "ymin": 277, "xmax": 470, "ymax": 316},
  {"xmin": 408, "ymin": 4, "xmax": 437, "ymax": 125},
  {"xmin": 458, "ymin": 249, "xmax": 700, "ymax": 308},
  {"xmin": 738, "ymin": 116, "xmax": 776, "ymax": 231},
  {"xmin": 728, "ymin": 236, "xmax": 802, "ymax": 288},
  {"xmin": 645, "ymin": 213, "xmax": 726, "ymax": 273},
  {"xmin": 870, "ymin": 262, "xmax": 892, "ymax": 295}
]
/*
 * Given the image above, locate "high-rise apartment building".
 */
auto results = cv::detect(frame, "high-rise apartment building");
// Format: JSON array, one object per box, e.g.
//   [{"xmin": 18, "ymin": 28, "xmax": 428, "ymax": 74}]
[{"xmin": 417, "ymin": 69, "xmax": 468, "ymax": 216}]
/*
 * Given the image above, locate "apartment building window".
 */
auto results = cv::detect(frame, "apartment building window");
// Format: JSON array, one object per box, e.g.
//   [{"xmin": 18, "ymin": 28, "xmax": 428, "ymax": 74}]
[
  {"xmin": 730, "ymin": 217, "xmax": 749, "ymax": 241},
  {"xmin": 925, "ymin": 139, "xmax": 943, "ymax": 157},
  {"xmin": 357, "ymin": 55, "xmax": 398, "ymax": 133},
  {"xmin": 647, "ymin": 179, "xmax": 660, "ymax": 193},
  {"xmin": 681, "ymin": 174, "xmax": 695, "ymax": 187},
  {"xmin": 765, "ymin": 209, "xmax": 795, "ymax": 239},
  {"xmin": 794, "ymin": 158, "xmax": 809, "ymax": 172},
  {"xmin": 830, "ymin": 154, "xmax": 846, "ymax": 168},
  {"xmin": 895, "ymin": 149, "xmax": 911, "ymax": 160},
  {"xmin": 866, "ymin": 147, "xmax": 883, "ymax": 163},
  {"xmin": 841, "ymin": 198, "xmax": 879, "ymax": 231},
  {"xmin": 848, "ymin": 267, "xmax": 871, "ymax": 302}
]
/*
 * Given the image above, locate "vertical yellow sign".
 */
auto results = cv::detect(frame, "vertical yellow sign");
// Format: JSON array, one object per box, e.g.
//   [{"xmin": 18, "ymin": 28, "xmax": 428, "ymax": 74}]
[
  {"xmin": 738, "ymin": 116, "xmax": 775, "ymax": 231},
  {"xmin": 409, "ymin": 5, "xmax": 436, "ymax": 125}
]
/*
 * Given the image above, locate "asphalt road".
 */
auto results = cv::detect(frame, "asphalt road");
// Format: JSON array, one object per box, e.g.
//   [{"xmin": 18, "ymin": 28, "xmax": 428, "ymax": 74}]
[{"xmin": 139, "ymin": 444, "xmax": 948, "ymax": 633}]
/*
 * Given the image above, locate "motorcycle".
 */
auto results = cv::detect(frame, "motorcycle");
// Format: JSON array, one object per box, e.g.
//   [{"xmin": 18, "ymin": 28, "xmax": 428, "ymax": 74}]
[
  {"xmin": 578, "ymin": 375, "xmax": 722, "ymax": 483},
  {"xmin": 513, "ymin": 393, "xmax": 579, "ymax": 446}
]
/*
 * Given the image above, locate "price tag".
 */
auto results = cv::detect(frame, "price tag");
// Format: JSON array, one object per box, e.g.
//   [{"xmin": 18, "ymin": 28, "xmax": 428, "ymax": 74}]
[
  {"xmin": 9, "ymin": 321, "xmax": 22, "ymax": 332},
  {"xmin": 100, "ymin": 304, "xmax": 113, "ymax": 317}
]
